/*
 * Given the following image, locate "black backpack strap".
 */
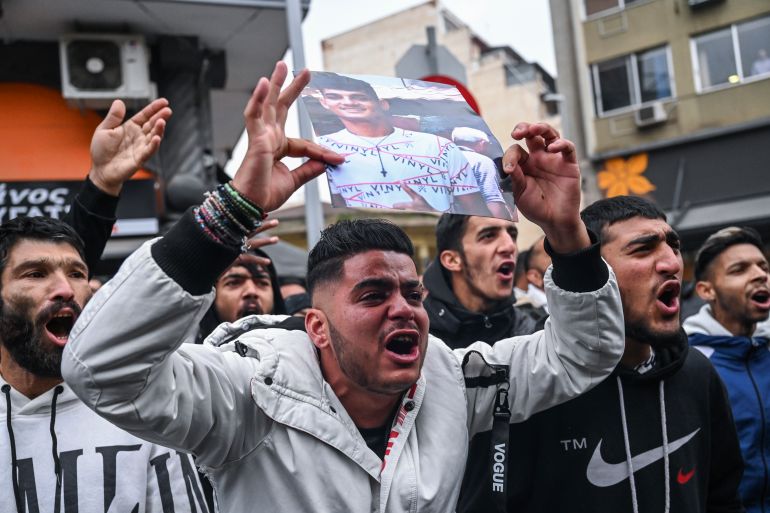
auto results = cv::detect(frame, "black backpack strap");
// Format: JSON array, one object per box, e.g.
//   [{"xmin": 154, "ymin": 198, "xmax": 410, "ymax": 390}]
[{"xmin": 462, "ymin": 350, "xmax": 511, "ymax": 512}]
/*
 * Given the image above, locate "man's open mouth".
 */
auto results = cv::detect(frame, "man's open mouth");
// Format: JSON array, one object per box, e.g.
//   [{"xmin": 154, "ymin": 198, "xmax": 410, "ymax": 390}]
[
  {"xmin": 496, "ymin": 261, "xmax": 515, "ymax": 280},
  {"xmin": 384, "ymin": 331, "xmax": 420, "ymax": 363},
  {"xmin": 656, "ymin": 281, "xmax": 681, "ymax": 315},
  {"xmin": 45, "ymin": 311, "xmax": 76, "ymax": 347},
  {"xmin": 239, "ymin": 301, "xmax": 263, "ymax": 317},
  {"xmin": 750, "ymin": 289, "xmax": 770, "ymax": 310}
]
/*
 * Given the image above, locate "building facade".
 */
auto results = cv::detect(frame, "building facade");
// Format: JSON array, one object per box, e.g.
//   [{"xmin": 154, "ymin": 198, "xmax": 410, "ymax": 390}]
[
  {"xmin": 1, "ymin": 0, "xmax": 305, "ymax": 274},
  {"xmin": 551, "ymin": 0, "xmax": 770, "ymax": 254}
]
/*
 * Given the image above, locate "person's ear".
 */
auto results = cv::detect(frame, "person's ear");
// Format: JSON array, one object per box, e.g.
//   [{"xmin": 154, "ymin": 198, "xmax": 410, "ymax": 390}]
[
  {"xmin": 318, "ymin": 96, "xmax": 331, "ymax": 111},
  {"xmin": 526, "ymin": 269, "xmax": 544, "ymax": 289},
  {"xmin": 440, "ymin": 249, "xmax": 463, "ymax": 272},
  {"xmin": 305, "ymin": 308, "xmax": 330, "ymax": 350},
  {"xmin": 380, "ymin": 99, "xmax": 390, "ymax": 112},
  {"xmin": 695, "ymin": 280, "xmax": 716, "ymax": 303}
]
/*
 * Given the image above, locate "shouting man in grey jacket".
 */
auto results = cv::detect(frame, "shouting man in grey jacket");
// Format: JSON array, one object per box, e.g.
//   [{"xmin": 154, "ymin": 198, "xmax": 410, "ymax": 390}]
[{"xmin": 62, "ymin": 62, "xmax": 625, "ymax": 513}]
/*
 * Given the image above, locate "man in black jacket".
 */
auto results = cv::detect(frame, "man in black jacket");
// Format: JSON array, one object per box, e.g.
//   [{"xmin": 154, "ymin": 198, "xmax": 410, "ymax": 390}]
[
  {"xmin": 424, "ymin": 213, "xmax": 548, "ymax": 512},
  {"xmin": 423, "ymin": 214, "xmax": 546, "ymax": 349},
  {"xmin": 64, "ymin": 98, "xmax": 172, "ymax": 272},
  {"xmin": 458, "ymin": 195, "xmax": 744, "ymax": 513}
]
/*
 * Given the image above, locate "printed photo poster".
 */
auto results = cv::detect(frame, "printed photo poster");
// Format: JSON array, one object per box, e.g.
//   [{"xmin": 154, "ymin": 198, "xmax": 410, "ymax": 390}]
[{"xmin": 299, "ymin": 72, "xmax": 516, "ymax": 221}]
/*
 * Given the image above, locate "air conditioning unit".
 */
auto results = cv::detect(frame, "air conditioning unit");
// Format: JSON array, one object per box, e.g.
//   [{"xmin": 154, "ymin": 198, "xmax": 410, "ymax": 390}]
[
  {"xmin": 59, "ymin": 34, "xmax": 156, "ymax": 106},
  {"xmin": 688, "ymin": 0, "xmax": 724, "ymax": 9},
  {"xmin": 634, "ymin": 102, "xmax": 668, "ymax": 128}
]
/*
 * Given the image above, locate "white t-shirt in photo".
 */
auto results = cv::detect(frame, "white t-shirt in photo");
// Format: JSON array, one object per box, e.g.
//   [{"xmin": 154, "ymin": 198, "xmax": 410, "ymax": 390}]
[{"xmin": 319, "ymin": 127, "xmax": 480, "ymax": 212}]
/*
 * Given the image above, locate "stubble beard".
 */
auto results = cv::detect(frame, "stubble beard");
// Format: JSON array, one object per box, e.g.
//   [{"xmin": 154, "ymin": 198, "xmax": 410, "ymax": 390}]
[
  {"xmin": 460, "ymin": 257, "xmax": 510, "ymax": 312},
  {"xmin": 0, "ymin": 295, "xmax": 82, "ymax": 379},
  {"xmin": 715, "ymin": 291, "xmax": 769, "ymax": 328},
  {"xmin": 327, "ymin": 320, "xmax": 412, "ymax": 396},
  {"xmin": 624, "ymin": 314, "xmax": 683, "ymax": 351}
]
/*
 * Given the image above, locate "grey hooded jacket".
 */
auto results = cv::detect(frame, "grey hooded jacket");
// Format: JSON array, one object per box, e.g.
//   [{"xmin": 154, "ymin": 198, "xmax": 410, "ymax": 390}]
[{"xmin": 62, "ymin": 213, "xmax": 625, "ymax": 513}]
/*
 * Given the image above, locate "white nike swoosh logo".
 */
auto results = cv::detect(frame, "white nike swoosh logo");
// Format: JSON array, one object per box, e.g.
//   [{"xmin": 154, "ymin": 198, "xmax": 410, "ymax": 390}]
[{"xmin": 586, "ymin": 428, "xmax": 700, "ymax": 487}]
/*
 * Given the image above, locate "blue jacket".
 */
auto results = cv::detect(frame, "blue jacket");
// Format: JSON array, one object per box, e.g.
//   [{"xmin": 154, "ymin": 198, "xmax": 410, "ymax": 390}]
[{"xmin": 685, "ymin": 305, "xmax": 770, "ymax": 513}]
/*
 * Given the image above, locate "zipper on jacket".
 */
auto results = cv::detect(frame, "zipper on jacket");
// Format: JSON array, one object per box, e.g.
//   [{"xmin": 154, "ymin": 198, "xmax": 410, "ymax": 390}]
[
  {"xmin": 483, "ymin": 316, "xmax": 492, "ymax": 328},
  {"xmin": 746, "ymin": 347, "xmax": 768, "ymax": 513}
]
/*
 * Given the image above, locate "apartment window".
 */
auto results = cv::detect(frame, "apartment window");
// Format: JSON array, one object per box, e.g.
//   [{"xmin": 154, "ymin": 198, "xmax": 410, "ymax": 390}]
[
  {"xmin": 693, "ymin": 15, "xmax": 770, "ymax": 91},
  {"xmin": 739, "ymin": 17, "xmax": 770, "ymax": 78},
  {"xmin": 584, "ymin": 0, "xmax": 643, "ymax": 17},
  {"xmin": 592, "ymin": 46, "xmax": 673, "ymax": 115}
]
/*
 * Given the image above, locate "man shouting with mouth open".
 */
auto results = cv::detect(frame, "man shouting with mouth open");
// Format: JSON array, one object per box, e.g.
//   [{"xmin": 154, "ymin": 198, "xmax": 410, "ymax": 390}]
[{"xmin": 0, "ymin": 217, "xmax": 208, "ymax": 513}]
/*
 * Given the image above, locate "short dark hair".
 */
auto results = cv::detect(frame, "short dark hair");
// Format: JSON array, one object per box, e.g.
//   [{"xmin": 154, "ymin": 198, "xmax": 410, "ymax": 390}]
[
  {"xmin": 311, "ymin": 72, "xmax": 379, "ymax": 100},
  {"xmin": 306, "ymin": 219, "xmax": 414, "ymax": 297},
  {"xmin": 0, "ymin": 216, "xmax": 86, "ymax": 279},
  {"xmin": 515, "ymin": 250, "xmax": 530, "ymax": 281},
  {"xmin": 527, "ymin": 237, "xmax": 547, "ymax": 272},
  {"xmin": 435, "ymin": 213, "xmax": 472, "ymax": 254},
  {"xmin": 580, "ymin": 196, "xmax": 667, "ymax": 243},
  {"xmin": 694, "ymin": 226, "xmax": 765, "ymax": 281}
]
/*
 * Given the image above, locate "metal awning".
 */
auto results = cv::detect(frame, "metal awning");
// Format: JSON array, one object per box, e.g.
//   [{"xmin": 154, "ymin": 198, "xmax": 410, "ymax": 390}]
[
  {"xmin": 669, "ymin": 194, "xmax": 770, "ymax": 233},
  {"xmin": 666, "ymin": 193, "xmax": 770, "ymax": 251}
]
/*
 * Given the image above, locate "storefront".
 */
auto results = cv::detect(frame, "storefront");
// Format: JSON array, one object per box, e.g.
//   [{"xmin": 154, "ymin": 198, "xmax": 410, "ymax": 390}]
[
  {"xmin": 595, "ymin": 121, "xmax": 770, "ymax": 250},
  {"xmin": 0, "ymin": 83, "xmax": 159, "ymax": 274}
]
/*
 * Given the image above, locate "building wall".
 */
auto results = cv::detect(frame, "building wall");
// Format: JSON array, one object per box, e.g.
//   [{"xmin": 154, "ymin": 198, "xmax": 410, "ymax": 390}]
[
  {"xmin": 554, "ymin": 0, "xmax": 770, "ymax": 252},
  {"xmin": 579, "ymin": 0, "xmax": 770, "ymax": 154},
  {"xmin": 321, "ymin": 1, "xmax": 560, "ymax": 251}
]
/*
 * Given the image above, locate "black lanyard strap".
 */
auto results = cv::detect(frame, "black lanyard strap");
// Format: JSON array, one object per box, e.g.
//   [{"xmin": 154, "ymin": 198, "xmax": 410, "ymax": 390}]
[{"xmin": 462, "ymin": 350, "xmax": 511, "ymax": 512}]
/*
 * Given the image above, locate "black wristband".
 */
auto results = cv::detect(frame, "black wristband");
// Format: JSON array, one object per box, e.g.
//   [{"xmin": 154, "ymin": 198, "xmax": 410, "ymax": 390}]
[
  {"xmin": 151, "ymin": 208, "xmax": 240, "ymax": 295},
  {"xmin": 77, "ymin": 177, "xmax": 119, "ymax": 218},
  {"xmin": 544, "ymin": 229, "xmax": 608, "ymax": 293}
]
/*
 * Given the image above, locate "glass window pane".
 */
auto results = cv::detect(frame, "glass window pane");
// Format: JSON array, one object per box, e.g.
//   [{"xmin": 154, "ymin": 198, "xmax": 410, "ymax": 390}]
[
  {"xmin": 738, "ymin": 16, "xmax": 770, "ymax": 78},
  {"xmin": 596, "ymin": 57, "xmax": 632, "ymax": 112},
  {"xmin": 585, "ymin": 0, "xmax": 619, "ymax": 16},
  {"xmin": 638, "ymin": 48, "xmax": 672, "ymax": 102},
  {"xmin": 694, "ymin": 28, "xmax": 737, "ymax": 89}
]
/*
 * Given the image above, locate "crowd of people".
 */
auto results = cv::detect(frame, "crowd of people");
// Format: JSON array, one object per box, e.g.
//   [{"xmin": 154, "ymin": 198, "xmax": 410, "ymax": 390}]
[{"xmin": 1, "ymin": 60, "xmax": 768, "ymax": 513}]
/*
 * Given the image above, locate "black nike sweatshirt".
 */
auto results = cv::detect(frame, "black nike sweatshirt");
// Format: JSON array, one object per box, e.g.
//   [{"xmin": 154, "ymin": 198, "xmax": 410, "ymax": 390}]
[{"xmin": 458, "ymin": 330, "xmax": 745, "ymax": 513}]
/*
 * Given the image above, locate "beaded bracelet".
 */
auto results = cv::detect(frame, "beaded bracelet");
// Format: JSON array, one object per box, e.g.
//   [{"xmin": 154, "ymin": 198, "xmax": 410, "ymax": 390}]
[
  {"xmin": 194, "ymin": 183, "xmax": 265, "ymax": 251},
  {"xmin": 224, "ymin": 182, "xmax": 265, "ymax": 219},
  {"xmin": 194, "ymin": 207, "xmax": 222, "ymax": 244}
]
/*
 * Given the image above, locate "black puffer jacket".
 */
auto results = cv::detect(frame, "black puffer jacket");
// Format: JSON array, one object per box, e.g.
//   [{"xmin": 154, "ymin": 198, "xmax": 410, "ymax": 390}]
[{"xmin": 422, "ymin": 257, "xmax": 546, "ymax": 348}]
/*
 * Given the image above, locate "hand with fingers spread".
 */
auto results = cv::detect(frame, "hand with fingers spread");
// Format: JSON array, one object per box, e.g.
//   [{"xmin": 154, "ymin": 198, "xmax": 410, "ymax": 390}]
[
  {"xmin": 502, "ymin": 122, "xmax": 590, "ymax": 253},
  {"xmin": 89, "ymin": 98, "xmax": 172, "ymax": 196},
  {"xmin": 232, "ymin": 62, "xmax": 344, "ymax": 213},
  {"xmin": 392, "ymin": 182, "xmax": 434, "ymax": 212}
]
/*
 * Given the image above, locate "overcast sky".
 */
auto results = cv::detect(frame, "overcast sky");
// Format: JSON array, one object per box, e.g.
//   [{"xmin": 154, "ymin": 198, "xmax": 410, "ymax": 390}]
[
  {"xmin": 225, "ymin": 0, "xmax": 557, "ymax": 205},
  {"xmin": 301, "ymin": 0, "xmax": 556, "ymax": 75}
]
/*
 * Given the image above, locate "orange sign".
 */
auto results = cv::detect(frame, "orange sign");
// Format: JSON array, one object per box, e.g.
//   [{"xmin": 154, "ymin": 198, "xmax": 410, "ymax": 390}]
[
  {"xmin": 597, "ymin": 153, "xmax": 656, "ymax": 198},
  {"xmin": 0, "ymin": 83, "xmax": 151, "ymax": 181}
]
